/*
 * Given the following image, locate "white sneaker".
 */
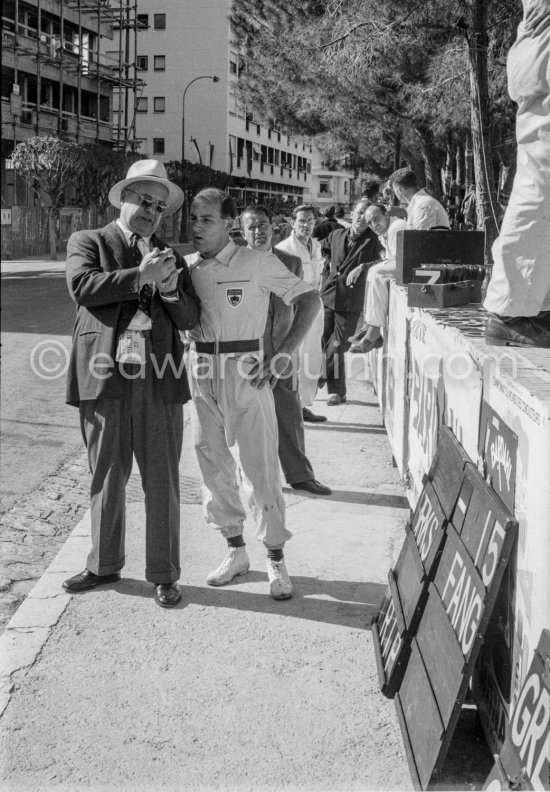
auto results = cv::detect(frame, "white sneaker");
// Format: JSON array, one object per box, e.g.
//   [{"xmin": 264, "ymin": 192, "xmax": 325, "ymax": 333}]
[
  {"xmin": 266, "ymin": 557, "xmax": 293, "ymax": 600},
  {"xmin": 206, "ymin": 546, "xmax": 250, "ymax": 586}
]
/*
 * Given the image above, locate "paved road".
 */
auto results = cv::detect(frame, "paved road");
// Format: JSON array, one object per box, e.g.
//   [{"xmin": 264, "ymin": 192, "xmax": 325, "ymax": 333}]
[{"xmin": 1, "ymin": 261, "xmax": 82, "ymax": 513}]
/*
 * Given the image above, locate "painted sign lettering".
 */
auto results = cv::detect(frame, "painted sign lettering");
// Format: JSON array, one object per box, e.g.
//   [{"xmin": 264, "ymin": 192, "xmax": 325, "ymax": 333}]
[{"xmin": 478, "ymin": 401, "xmax": 518, "ymax": 513}]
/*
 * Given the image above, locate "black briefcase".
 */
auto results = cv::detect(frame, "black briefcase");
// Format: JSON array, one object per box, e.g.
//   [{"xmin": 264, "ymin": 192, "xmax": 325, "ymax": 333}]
[{"xmin": 395, "ymin": 230, "xmax": 485, "ymax": 285}]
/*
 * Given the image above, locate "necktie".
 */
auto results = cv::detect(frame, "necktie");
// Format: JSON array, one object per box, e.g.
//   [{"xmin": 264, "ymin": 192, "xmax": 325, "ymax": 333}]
[{"xmin": 130, "ymin": 233, "xmax": 153, "ymax": 317}]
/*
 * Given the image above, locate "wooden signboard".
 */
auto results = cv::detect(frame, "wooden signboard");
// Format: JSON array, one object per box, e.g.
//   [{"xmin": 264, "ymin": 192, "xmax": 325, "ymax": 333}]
[
  {"xmin": 394, "ymin": 470, "xmax": 518, "ymax": 790},
  {"xmin": 498, "ymin": 629, "xmax": 550, "ymax": 791},
  {"xmin": 372, "ymin": 483, "xmax": 447, "ymax": 698},
  {"xmin": 427, "ymin": 424, "xmax": 471, "ymax": 519},
  {"xmin": 483, "ymin": 757, "xmax": 512, "ymax": 791}
]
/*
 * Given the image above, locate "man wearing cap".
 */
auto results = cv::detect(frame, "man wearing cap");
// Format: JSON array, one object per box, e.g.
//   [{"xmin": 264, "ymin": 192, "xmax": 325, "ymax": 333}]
[
  {"xmin": 62, "ymin": 159, "xmax": 200, "ymax": 608},
  {"xmin": 185, "ymin": 189, "xmax": 322, "ymax": 600}
]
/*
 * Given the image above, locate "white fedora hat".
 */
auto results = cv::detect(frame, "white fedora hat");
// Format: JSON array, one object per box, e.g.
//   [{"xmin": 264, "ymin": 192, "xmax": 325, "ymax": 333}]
[{"xmin": 108, "ymin": 159, "xmax": 184, "ymax": 215}]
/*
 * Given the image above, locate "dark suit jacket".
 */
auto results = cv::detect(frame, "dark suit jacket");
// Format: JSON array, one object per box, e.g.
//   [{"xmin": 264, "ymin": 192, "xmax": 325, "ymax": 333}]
[
  {"xmin": 320, "ymin": 227, "xmax": 382, "ymax": 313},
  {"xmin": 65, "ymin": 220, "xmax": 200, "ymax": 406}
]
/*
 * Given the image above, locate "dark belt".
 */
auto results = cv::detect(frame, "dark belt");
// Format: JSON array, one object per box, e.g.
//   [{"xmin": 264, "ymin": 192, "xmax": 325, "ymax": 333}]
[{"xmin": 194, "ymin": 340, "xmax": 260, "ymax": 355}]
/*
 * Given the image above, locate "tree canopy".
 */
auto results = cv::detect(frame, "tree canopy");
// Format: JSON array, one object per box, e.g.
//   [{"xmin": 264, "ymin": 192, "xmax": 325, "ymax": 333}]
[{"xmin": 231, "ymin": 0, "xmax": 522, "ymax": 256}]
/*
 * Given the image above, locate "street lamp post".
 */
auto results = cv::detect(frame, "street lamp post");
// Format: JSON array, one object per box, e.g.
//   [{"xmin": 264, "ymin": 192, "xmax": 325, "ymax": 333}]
[{"xmin": 181, "ymin": 75, "xmax": 220, "ymax": 163}]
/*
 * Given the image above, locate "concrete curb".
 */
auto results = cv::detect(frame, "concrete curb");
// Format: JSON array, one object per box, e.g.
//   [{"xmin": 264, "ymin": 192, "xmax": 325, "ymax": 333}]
[{"xmin": 0, "ymin": 512, "xmax": 91, "ymax": 717}]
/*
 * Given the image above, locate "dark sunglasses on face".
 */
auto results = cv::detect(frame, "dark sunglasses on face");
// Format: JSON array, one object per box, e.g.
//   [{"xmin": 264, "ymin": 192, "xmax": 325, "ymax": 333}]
[{"xmin": 126, "ymin": 188, "xmax": 168, "ymax": 214}]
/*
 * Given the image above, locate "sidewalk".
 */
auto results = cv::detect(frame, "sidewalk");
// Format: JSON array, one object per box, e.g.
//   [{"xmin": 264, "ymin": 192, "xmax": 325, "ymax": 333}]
[{"xmin": 0, "ymin": 381, "xmax": 413, "ymax": 791}]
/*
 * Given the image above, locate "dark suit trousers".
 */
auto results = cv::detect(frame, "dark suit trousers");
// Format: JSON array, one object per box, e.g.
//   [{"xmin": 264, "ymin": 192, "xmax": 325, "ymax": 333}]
[
  {"xmin": 79, "ymin": 343, "xmax": 183, "ymax": 584},
  {"xmin": 273, "ymin": 374, "xmax": 315, "ymax": 485},
  {"xmin": 321, "ymin": 307, "xmax": 362, "ymax": 398}
]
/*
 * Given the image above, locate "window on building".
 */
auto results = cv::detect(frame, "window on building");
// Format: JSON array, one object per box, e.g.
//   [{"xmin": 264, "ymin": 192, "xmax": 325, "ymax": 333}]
[
  {"xmin": 229, "ymin": 60, "xmax": 237, "ymax": 74},
  {"xmin": 153, "ymin": 138, "xmax": 165, "ymax": 154},
  {"xmin": 320, "ymin": 181, "xmax": 329, "ymax": 194},
  {"xmin": 153, "ymin": 96, "xmax": 165, "ymax": 113},
  {"xmin": 344, "ymin": 182, "xmax": 348, "ymax": 194},
  {"xmin": 137, "ymin": 14, "xmax": 149, "ymax": 29},
  {"xmin": 154, "ymin": 55, "xmax": 165, "ymax": 71},
  {"xmin": 153, "ymin": 14, "xmax": 166, "ymax": 30},
  {"xmin": 136, "ymin": 55, "xmax": 148, "ymax": 71},
  {"xmin": 136, "ymin": 97, "xmax": 148, "ymax": 112}
]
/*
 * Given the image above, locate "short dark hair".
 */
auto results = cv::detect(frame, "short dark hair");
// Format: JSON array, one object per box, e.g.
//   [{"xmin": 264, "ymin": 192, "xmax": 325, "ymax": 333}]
[
  {"xmin": 365, "ymin": 203, "xmax": 387, "ymax": 216},
  {"xmin": 193, "ymin": 188, "xmax": 236, "ymax": 219},
  {"xmin": 361, "ymin": 179, "xmax": 381, "ymax": 201},
  {"xmin": 241, "ymin": 204, "xmax": 272, "ymax": 223},
  {"xmin": 291, "ymin": 204, "xmax": 316, "ymax": 219},
  {"xmin": 390, "ymin": 168, "xmax": 420, "ymax": 191},
  {"xmin": 324, "ymin": 206, "xmax": 336, "ymax": 219}
]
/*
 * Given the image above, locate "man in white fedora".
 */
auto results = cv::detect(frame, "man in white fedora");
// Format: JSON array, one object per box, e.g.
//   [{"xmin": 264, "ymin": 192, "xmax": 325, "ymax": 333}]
[{"xmin": 62, "ymin": 159, "xmax": 200, "ymax": 608}]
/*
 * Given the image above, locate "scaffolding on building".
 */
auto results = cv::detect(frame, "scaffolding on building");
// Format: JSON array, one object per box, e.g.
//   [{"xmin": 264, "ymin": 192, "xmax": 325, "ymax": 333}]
[{"xmin": 2, "ymin": 0, "xmax": 145, "ymax": 149}]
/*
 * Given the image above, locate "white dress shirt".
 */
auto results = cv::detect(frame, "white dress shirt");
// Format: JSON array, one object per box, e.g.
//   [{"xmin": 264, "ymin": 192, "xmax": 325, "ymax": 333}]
[{"xmin": 406, "ymin": 189, "xmax": 450, "ymax": 231}]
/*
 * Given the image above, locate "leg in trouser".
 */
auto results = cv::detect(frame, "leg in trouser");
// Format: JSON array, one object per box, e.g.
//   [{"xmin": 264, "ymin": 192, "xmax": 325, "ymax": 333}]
[
  {"xmin": 365, "ymin": 260, "xmax": 396, "ymax": 328},
  {"xmin": 322, "ymin": 308, "xmax": 361, "ymax": 400},
  {"xmin": 190, "ymin": 354, "xmax": 293, "ymax": 598},
  {"xmin": 483, "ymin": 13, "xmax": 550, "ymax": 346},
  {"xmin": 484, "ymin": 95, "xmax": 550, "ymax": 317},
  {"xmin": 298, "ymin": 308, "xmax": 324, "ymax": 409},
  {"xmin": 80, "ymin": 397, "xmax": 133, "ymax": 577},
  {"xmin": 273, "ymin": 374, "xmax": 315, "ymax": 485},
  {"xmin": 350, "ymin": 262, "xmax": 396, "ymax": 353},
  {"xmin": 131, "ymin": 372, "xmax": 183, "ymax": 585}
]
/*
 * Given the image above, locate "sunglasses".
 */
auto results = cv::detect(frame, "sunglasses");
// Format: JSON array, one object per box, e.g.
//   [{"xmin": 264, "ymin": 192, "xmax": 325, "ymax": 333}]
[{"xmin": 125, "ymin": 189, "xmax": 168, "ymax": 214}]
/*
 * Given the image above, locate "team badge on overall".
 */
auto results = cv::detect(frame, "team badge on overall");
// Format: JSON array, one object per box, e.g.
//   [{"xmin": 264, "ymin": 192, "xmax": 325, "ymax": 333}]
[{"xmin": 226, "ymin": 288, "xmax": 243, "ymax": 308}]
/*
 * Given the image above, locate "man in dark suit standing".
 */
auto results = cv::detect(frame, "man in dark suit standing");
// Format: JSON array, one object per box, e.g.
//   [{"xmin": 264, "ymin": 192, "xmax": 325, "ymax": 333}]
[
  {"xmin": 320, "ymin": 198, "xmax": 382, "ymax": 405},
  {"xmin": 62, "ymin": 159, "xmax": 200, "ymax": 608},
  {"xmin": 240, "ymin": 205, "xmax": 331, "ymax": 497}
]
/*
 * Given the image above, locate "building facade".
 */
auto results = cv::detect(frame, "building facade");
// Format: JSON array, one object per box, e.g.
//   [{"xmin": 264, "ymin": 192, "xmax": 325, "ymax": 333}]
[
  {"xmin": 310, "ymin": 148, "xmax": 354, "ymax": 211},
  {"xmin": 1, "ymin": 0, "xmax": 141, "ymax": 206},
  {"xmin": 119, "ymin": 0, "xmax": 312, "ymax": 206}
]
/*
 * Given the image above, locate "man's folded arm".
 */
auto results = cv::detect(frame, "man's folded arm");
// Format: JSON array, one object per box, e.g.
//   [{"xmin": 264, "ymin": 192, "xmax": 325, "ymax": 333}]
[{"xmin": 66, "ymin": 232, "xmax": 142, "ymax": 306}]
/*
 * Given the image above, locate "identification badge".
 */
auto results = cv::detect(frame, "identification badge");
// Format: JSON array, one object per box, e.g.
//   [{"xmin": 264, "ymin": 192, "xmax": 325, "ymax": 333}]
[{"xmin": 116, "ymin": 330, "xmax": 145, "ymax": 364}]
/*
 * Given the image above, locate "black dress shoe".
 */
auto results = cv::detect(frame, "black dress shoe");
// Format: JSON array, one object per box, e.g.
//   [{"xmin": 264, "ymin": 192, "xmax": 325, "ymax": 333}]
[
  {"xmin": 302, "ymin": 407, "xmax": 327, "ymax": 423},
  {"xmin": 291, "ymin": 479, "xmax": 332, "ymax": 495},
  {"xmin": 62, "ymin": 569, "xmax": 121, "ymax": 593},
  {"xmin": 154, "ymin": 583, "xmax": 182, "ymax": 608}
]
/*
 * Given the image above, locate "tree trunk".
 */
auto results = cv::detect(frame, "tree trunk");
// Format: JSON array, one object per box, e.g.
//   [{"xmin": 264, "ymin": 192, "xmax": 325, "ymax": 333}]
[
  {"xmin": 393, "ymin": 131, "xmax": 401, "ymax": 170},
  {"xmin": 180, "ymin": 199, "xmax": 190, "ymax": 243},
  {"xmin": 467, "ymin": 0, "xmax": 499, "ymax": 263},
  {"xmin": 444, "ymin": 135, "xmax": 454, "ymax": 194},
  {"xmin": 401, "ymin": 143, "xmax": 425, "ymax": 188},
  {"xmin": 415, "ymin": 124, "xmax": 443, "ymax": 200},
  {"xmin": 455, "ymin": 142, "xmax": 464, "ymax": 189},
  {"xmin": 48, "ymin": 207, "xmax": 58, "ymax": 261},
  {"xmin": 464, "ymin": 131, "xmax": 475, "ymax": 191}
]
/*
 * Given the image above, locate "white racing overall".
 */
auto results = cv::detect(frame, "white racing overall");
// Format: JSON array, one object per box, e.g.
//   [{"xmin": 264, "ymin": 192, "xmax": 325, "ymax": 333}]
[{"xmin": 186, "ymin": 241, "xmax": 312, "ymax": 548}]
